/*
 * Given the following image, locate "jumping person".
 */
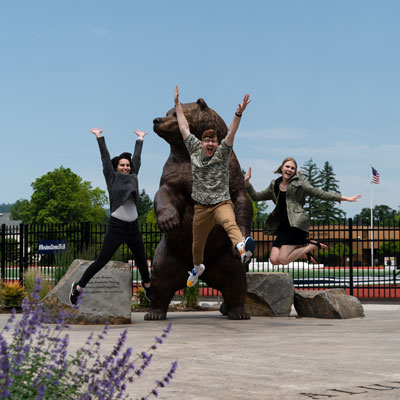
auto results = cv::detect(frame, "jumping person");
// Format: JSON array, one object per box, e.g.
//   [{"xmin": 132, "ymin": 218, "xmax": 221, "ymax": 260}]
[
  {"xmin": 244, "ymin": 158, "xmax": 361, "ymax": 265},
  {"xmin": 70, "ymin": 127, "xmax": 154, "ymax": 305},
  {"xmin": 174, "ymin": 85, "xmax": 255, "ymax": 288}
]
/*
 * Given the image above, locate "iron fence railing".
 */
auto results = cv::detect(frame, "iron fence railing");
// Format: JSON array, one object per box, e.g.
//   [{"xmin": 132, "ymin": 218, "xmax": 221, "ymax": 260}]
[{"xmin": 1, "ymin": 219, "xmax": 400, "ymax": 300}]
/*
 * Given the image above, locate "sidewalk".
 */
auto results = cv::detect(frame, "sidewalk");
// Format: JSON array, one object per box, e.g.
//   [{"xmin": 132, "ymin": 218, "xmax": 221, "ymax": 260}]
[{"xmin": 1, "ymin": 304, "xmax": 400, "ymax": 399}]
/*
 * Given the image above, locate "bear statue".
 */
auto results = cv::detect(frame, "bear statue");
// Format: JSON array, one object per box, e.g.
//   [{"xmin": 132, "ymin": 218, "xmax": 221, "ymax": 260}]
[{"xmin": 144, "ymin": 98, "xmax": 253, "ymax": 320}]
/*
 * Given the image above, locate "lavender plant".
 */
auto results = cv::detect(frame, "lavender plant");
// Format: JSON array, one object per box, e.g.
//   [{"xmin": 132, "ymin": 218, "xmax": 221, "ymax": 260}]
[{"xmin": 0, "ymin": 279, "xmax": 177, "ymax": 399}]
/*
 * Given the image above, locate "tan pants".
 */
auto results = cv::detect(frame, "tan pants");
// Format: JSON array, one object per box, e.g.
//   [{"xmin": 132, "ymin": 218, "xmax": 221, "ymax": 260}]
[{"xmin": 192, "ymin": 200, "xmax": 243, "ymax": 265}]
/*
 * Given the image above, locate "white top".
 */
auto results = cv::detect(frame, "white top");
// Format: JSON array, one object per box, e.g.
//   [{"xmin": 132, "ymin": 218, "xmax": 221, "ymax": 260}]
[{"xmin": 111, "ymin": 195, "xmax": 138, "ymax": 222}]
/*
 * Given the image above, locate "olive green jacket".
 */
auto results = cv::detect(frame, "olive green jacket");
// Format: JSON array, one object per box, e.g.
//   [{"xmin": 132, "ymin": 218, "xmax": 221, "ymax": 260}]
[{"xmin": 246, "ymin": 175, "xmax": 342, "ymax": 234}]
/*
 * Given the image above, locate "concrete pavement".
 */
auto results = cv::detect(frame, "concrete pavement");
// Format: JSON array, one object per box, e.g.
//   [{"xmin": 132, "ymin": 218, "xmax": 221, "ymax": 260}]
[{"xmin": 1, "ymin": 304, "xmax": 400, "ymax": 399}]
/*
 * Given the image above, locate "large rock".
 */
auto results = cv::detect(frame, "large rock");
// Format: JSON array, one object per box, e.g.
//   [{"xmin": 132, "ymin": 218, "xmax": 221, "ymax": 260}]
[
  {"xmin": 245, "ymin": 272, "xmax": 294, "ymax": 317},
  {"xmin": 294, "ymin": 288, "xmax": 365, "ymax": 319},
  {"xmin": 40, "ymin": 259, "xmax": 132, "ymax": 325}
]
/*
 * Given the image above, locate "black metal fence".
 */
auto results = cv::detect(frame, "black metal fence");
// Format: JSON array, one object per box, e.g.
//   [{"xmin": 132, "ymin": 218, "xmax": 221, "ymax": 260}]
[{"xmin": 1, "ymin": 219, "xmax": 400, "ymax": 300}]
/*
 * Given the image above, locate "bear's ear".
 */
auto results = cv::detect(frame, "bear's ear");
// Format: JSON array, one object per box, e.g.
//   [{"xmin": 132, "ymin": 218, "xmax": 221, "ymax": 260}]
[{"xmin": 197, "ymin": 98, "xmax": 208, "ymax": 110}]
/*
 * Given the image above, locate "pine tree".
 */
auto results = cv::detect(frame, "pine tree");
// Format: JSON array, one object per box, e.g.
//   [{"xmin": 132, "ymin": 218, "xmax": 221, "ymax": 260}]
[
  {"xmin": 137, "ymin": 189, "xmax": 154, "ymax": 225},
  {"xmin": 317, "ymin": 161, "xmax": 345, "ymax": 221},
  {"xmin": 301, "ymin": 158, "xmax": 323, "ymax": 220}
]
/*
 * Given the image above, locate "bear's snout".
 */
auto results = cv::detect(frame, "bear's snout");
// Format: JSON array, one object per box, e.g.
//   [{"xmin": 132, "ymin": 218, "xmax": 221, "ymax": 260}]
[{"xmin": 153, "ymin": 117, "xmax": 163, "ymax": 126}]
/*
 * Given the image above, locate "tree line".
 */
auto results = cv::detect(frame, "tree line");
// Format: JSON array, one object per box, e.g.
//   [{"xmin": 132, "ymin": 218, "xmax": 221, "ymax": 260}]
[
  {"xmin": 3, "ymin": 164, "xmax": 399, "ymax": 226},
  {"xmin": 7, "ymin": 167, "xmax": 154, "ymax": 226}
]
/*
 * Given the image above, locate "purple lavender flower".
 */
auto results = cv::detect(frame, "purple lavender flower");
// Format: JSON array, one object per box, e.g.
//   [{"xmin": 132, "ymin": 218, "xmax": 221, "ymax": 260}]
[{"xmin": 0, "ymin": 278, "xmax": 176, "ymax": 399}]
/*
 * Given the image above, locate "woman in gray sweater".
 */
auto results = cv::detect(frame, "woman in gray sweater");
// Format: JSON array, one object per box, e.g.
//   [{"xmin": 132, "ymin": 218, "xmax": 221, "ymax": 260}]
[
  {"xmin": 70, "ymin": 127, "xmax": 153, "ymax": 305},
  {"xmin": 244, "ymin": 157, "xmax": 361, "ymax": 265}
]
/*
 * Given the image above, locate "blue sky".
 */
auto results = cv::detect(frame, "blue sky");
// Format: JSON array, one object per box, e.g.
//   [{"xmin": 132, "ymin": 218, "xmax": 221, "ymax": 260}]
[{"xmin": 1, "ymin": 0, "xmax": 399, "ymax": 217}]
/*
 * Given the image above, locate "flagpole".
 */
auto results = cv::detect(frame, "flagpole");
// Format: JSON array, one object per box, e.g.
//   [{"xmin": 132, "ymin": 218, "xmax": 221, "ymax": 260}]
[{"xmin": 370, "ymin": 163, "xmax": 374, "ymax": 268}]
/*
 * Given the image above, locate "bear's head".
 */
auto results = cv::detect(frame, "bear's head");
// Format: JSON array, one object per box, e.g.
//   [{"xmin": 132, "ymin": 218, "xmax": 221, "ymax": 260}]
[{"xmin": 153, "ymin": 99, "xmax": 228, "ymax": 147}]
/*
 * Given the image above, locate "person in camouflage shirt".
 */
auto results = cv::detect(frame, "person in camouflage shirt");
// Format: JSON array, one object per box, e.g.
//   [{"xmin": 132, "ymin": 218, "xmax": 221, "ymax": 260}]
[{"xmin": 174, "ymin": 86, "xmax": 255, "ymax": 288}]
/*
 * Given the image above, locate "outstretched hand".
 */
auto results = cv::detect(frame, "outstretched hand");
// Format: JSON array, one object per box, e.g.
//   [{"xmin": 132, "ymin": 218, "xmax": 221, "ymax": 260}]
[
  {"xmin": 244, "ymin": 167, "xmax": 252, "ymax": 187},
  {"xmin": 237, "ymin": 94, "xmax": 251, "ymax": 115},
  {"xmin": 343, "ymin": 194, "xmax": 362, "ymax": 202},
  {"xmin": 134, "ymin": 130, "xmax": 149, "ymax": 139},
  {"xmin": 174, "ymin": 85, "xmax": 180, "ymax": 106},
  {"xmin": 90, "ymin": 127, "xmax": 103, "ymax": 138}
]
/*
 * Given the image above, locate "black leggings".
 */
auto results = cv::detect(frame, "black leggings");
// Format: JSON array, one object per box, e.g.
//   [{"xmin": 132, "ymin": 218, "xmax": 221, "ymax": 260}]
[{"xmin": 78, "ymin": 216, "xmax": 150, "ymax": 288}]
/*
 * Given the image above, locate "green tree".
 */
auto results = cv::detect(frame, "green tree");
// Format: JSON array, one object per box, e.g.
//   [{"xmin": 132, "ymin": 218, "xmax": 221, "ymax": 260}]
[
  {"xmin": 137, "ymin": 189, "xmax": 154, "ymax": 225},
  {"xmin": 249, "ymin": 197, "xmax": 268, "ymax": 224},
  {"xmin": 18, "ymin": 167, "xmax": 108, "ymax": 224},
  {"xmin": 316, "ymin": 161, "xmax": 345, "ymax": 221},
  {"xmin": 0, "ymin": 203, "xmax": 12, "ymax": 212},
  {"xmin": 9, "ymin": 199, "xmax": 30, "ymax": 220},
  {"xmin": 319, "ymin": 242, "xmax": 357, "ymax": 265},
  {"xmin": 301, "ymin": 158, "xmax": 323, "ymax": 220},
  {"xmin": 377, "ymin": 241, "xmax": 400, "ymax": 256},
  {"xmin": 141, "ymin": 208, "xmax": 161, "ymax": 260},
  {"xmin": 354, "ymin": 205, "xmax": 396, "ymax": 225}
]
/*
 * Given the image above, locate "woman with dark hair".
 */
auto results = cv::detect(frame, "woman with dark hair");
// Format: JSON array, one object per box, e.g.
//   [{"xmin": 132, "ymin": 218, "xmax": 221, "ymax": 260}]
[
  {"xmin": 244, "ymin": 157, "xmax": 361, "ymax": 265},
  {"xmin": 70, "ymin": 127, "xmax": 153, "ymax": 305}
]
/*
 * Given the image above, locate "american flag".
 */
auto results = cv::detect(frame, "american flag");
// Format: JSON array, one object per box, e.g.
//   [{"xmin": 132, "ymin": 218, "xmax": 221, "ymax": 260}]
[{"xmin": 371, "ymin": 166, "xmax": 380, "ymax": 184}]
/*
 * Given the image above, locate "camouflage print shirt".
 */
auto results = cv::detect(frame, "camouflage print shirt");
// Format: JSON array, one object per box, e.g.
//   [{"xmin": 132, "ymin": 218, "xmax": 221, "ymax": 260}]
[{"xmin": 184, "ymin": 133, "xmax": 232, "ymax": 205}]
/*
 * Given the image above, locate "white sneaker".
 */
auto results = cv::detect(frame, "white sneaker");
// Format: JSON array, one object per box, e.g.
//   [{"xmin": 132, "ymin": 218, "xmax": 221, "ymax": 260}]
[
  {"xmin": 187, "ymin": 264, "xmax": 205, "ymax": 288},
  {"xmin": 238, "ymin": 237, "xmax": 255, "ymax": 263}
]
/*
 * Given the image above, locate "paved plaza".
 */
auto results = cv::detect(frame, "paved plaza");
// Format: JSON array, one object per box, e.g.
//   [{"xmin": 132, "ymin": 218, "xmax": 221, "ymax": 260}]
[{"xmin": 1, "ymin": 304, "xmax": 400, "ymax": 399}]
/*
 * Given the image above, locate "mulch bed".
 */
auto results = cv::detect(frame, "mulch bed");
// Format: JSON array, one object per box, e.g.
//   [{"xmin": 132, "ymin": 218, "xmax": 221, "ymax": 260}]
[{"xmin": 132, "ymin": 303, "xmax": 220, "ymax": 312}]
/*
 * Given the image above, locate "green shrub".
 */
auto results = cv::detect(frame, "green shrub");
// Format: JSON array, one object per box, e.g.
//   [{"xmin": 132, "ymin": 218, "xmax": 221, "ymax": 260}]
[
  {"xmin": 54, "ymin": 245, "xmax": 99, "ymax": 267},
  {"xmin": 23, "ymin": 268, "xmax": 52, "ymax": 300},
  {"xmin": 53, "ymin": 245, "xmax": 100, "ymax": 284},
  {"xmin": 0, "ymin": 281, "xmax": 25, "ymax": 308},
  {"xmin": 182, "ymin": 283, "xmax": 199, "ymax": 308},
  {"xmin": 132, "ymin": 286, "xmax": 151, "ymax": 309}
]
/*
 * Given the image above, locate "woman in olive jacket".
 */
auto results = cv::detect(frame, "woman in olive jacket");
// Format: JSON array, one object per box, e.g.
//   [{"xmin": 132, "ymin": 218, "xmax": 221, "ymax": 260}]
[
  {"xmin": 70, "ymin": 127, "xmax": 153, "ymax": 305},
  {"xmin": 244, "ymin": 157, "xmax": 361, "ymax": 265}
]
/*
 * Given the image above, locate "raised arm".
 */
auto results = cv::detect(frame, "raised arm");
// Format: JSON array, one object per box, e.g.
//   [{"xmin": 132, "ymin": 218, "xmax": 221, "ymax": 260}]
[
  {"xmin": 244, "ymin": 166, "xmax": 252, "ymax": 188},
  {"xmin": 225, "ymin": 94, "xmax": 251, "ymax": 147},
  {"xmin": 341, "ymin": 194, "xmax": 362, "ymax": 202},
  {"xmin": 90, "ymin": 127, "xmax": 103, "ymax": 138},
  {"xmin": 134, "ymin": 129, "xmax": 148, "ymax": 140},
  {"xmin": 131, "ymin": 130, "xmax": 148, "ymax": 175},
  {"xmin": 91, "ymin": 127, "xmax": 114, "ymax": 182},
  {"xmin": 174, "ymin": 86, "xmax": 190, "ymax": 140},
  {"xmin": 303, "ymin": 179, "xmax": 361, "ymax": 203}
]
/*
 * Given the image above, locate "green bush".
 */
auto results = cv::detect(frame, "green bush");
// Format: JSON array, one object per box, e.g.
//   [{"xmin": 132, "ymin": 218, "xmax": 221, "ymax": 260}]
[
  {"xmin": 23, "ymin": 268, "xmax": 52, "ymax": 300},
  {"xmin": 0, "ymin": 281, "xmax": 25, "ymax": 308},
  {"xmin": 132, "ymin": 286, "xmax": 151, "ymax": 309},
  {"xmin": 182, "ymin": 283, "xmax": 200, "ymax": 308},
  {"xmin": 53, "ymin": 246, "xmax": 100, "ymax": 284},
  {"xmin": 54, "ymin": 246, "xmax": 99, "ymax": 267}
]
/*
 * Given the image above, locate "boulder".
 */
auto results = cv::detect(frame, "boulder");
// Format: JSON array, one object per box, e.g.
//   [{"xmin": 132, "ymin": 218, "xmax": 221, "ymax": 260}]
[
  {"xmin": 245, "ymin": 272, "xmax": 294, "ymax": 317},
  {"xmin": 294, "ymin": 288, "xmax": 365, "ymax": 319},
  {"xmin": 40, "ymin": 259, "xmax": 132, "ymax": 325}
]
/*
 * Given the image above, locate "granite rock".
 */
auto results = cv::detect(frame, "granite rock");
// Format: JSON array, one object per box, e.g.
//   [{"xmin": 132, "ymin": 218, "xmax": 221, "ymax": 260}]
[
  {"xmin": 40, "ymin": 259, "xmax": 132, "ymax": 325},
  {"xmin": 294, "ymin": 288, "xmax": 365, "ymax": 319},
  {"xmin": 245, "ymin": 272, "xmax": 294, "ymax": 317}
]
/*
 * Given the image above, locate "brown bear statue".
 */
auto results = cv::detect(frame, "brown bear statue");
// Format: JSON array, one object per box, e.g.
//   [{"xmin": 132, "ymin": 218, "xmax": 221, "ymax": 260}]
[{"xmin": 144, "ymin": 98, "xmax": 253, "ymax": 320}]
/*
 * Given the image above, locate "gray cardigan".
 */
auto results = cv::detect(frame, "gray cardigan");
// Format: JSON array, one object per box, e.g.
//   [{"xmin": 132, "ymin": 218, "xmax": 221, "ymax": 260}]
[{"xmin": 97, "ymin": 136, "xmax": 143, "ymax": 213}]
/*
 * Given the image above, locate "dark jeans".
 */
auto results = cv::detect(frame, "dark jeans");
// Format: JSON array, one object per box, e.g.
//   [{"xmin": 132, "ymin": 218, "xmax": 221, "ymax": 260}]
[{"xmin": 78, "ymin": 216, "xmax": 150, "ymax": 288}]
